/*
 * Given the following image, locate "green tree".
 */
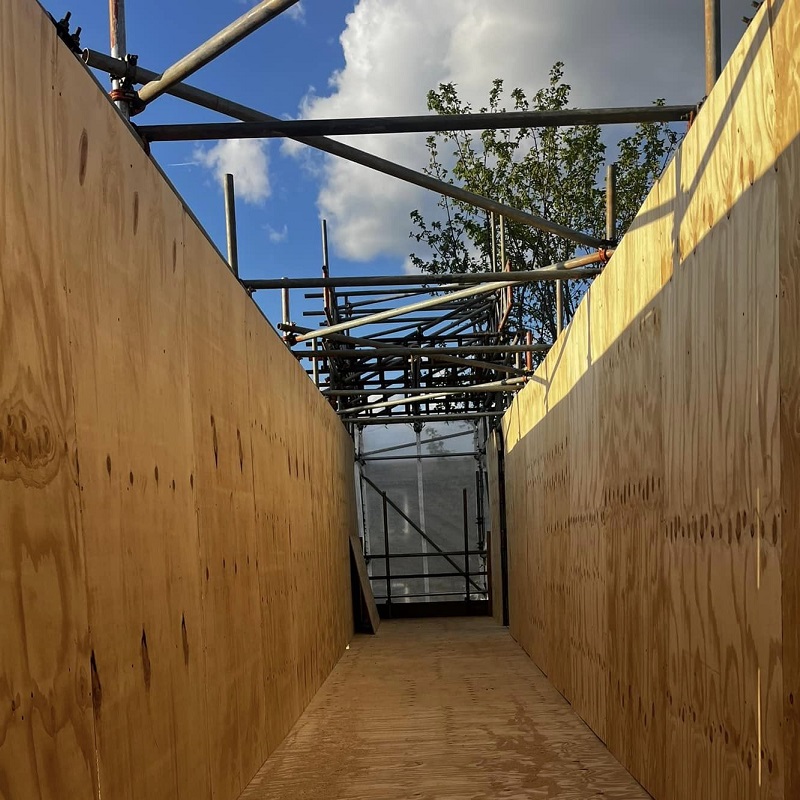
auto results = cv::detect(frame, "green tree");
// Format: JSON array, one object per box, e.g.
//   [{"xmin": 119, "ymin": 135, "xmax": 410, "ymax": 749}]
[{"xmin": 409, "ymin": 64, "xmax": 679, "ymax": 347}]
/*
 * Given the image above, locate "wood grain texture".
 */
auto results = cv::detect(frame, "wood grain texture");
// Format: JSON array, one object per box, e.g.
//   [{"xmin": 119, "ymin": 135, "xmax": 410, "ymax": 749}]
[
  {"xmin": 1, "ymin": 1, "xmax": 356, "ymax": 798},
  {"xmin": 244, "ymin": 300, "xmax": 354, "ymax": 755},
  {"xmin": 240, "ymin": 618, "xmax": 650, "ymax": 800},
  {"xmin": 58, "ymin": 44, "xmax": 213, "ymax": 799},
  {"xmin": 186, "ymin": 233, "xmax": 264, "ymax": 800},
  {"xmin": 0, "ymin": 3, "xmax": 96, "ymax": 798},
  {"xmin": 502, "ymin": 2, "xmax": 790, "ymax": 798},
  {"xmin": 770, "ymin": 2, "xmax": 800, "ymax": 796}
]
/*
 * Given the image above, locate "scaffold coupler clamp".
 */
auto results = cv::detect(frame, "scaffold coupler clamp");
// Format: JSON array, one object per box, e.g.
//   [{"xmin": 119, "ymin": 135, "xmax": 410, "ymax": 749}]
[
  {"xmin": 111, "ymin": 54, "xmax": 146, "ymax": 116},
  {"xmin": 279, "ymin": 326, "xmax": 298, "ymax": 346}
]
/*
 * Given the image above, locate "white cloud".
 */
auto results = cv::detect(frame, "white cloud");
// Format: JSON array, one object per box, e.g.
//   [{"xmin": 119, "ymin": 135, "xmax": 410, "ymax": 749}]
[
  {"xmin": 240, "ymin": 0, "xmax": 305, "ymax": 19},
  {"xmin": 284, "ymin": 0, "xmax": 751, "ymax": 262},
  {"xmin": 402, "ymin": 256, "xmax": 421, "ymax": 275},
  {"xmin": 267, "ymin": 223, "xmax": 289, "ymax": 243},
  {"xmin": 286, "ymin": 1, "xmax": 305, "ymax": 24},
  {"xmin": 193, "ymin": 139, "xmax": 271, "ymax": 204}
]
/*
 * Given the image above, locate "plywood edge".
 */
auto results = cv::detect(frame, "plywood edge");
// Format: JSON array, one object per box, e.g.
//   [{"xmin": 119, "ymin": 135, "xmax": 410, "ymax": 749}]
[
  {"xmin": 349, "ymin": 532, "xmax": 380, "ymax": 634},
  {"xmin": 503, "ymin": 0, "xmax": 777, "ymax": 450}
]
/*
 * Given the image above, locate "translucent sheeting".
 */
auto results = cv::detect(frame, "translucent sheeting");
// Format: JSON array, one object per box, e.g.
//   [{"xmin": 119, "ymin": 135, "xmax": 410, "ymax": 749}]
[{"xmin": 358, "ymin": 422, "xmax": 488, "ymax": 604}]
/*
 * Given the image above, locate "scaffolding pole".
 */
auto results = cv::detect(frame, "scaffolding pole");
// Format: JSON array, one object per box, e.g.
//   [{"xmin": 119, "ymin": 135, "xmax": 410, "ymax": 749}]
[
  {"xmin": 606, "ymin": 163, "xmax": 617, "ymax": 244},
  {"xmin": 83, "ymin": 50, "xmax": 604, "ymax": 249},
  {"xmin": 223, "ymin": 173, "xmax": 239, "ymax": 277},
  {"xmin": 283, "ymin": 324, "xmax": 501, "ymax": 353},
  {"xmin": 136, "ymin": 105, "xmax": 696, "ymax": 140},
  {"xmin": 704, "ymin": 0, "xmax": 722, "ymax": 96},
  {"xmin": 242, "ymin": 258, "xmax": 606, "ymax": 291},
  {"xmin": 325, "ymin": 383, "xmax": 523, "ymax": 397},
  {"xmin": 362, "ymin": 452, "xmax": 476, "ymax": 462},
  {"xmin": 296, "ymin": 345, "xmax": 550, "ymax": 358},
  {"xmin": 342, "ymin": 412, "xmax": 502, "ymax": 425},
  {"xmin": 108, "ymin": 0, "xmax": 128, "ymax": 117},
  {"xmin": 281, "ymin": 285, "xmax": 291, "ymax": 333},
  {"xmin": 339, "ymin": 379, "xmax": 525, "ymax": 414},
  {"xmin": 293, "ymin": 253, "xmax": 609, "ymax": 343},
  {"xmin": 293, "ymin": 283, "xmax": 512, "ymax": 342},
  {"xmin": 136, "ymin": 0, "xmax": 300, "ymax": 107}
]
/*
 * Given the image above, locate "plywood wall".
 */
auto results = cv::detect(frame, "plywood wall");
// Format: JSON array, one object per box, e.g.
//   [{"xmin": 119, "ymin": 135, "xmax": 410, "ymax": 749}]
[
  {"xmin": 0, "ymin": 1, "xmax": 355, "ymax": 798},
  {"xmin": 500, "ymin": 1, "xmax": 799, "ymax": 797}
]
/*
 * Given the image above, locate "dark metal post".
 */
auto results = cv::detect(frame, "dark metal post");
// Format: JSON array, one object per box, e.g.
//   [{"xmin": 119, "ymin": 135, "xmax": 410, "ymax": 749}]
[
  {"xmin": 414, "ymin": 424, "xmax": 430, "ymax": 601},
  {"xmin": 382, "ymin": 492, "xmax": 392, "ymax": 608},
  {"xmin": 356, "ymin": 428, "xmax": 370, "ymax": 567},
  {"xmin": 463, "ymin": 488, "xmax": 470, "ymax": 602},
  {"xmin": 321, "ymin": 219, "xmax": 333, "ymax": 324},
  {"xmin": 499, "ymin": 216, "xmax": 506, "ymax": 270},
  {"xmin": 223, "ymin": 173, "xmax": 239, "ymax": 277},
  {"xmin": 475, "ymin": 468, "xmax": 486, "ymax": 577},
  {"xmin": 495, "ymin": 428, "xmax": 510, "ymax": 626},
  {"xmin": 321, "ymin": 219, "xmax": 330, "ymax": 274},
  {"xmin": 704, "ymin": 0, "xmax": 722, "ymax": 96},
  {"xmin": 108, "ymin": 0, "xmax": 129, "ymax": 118},
  {"xmin": 312, "ymin": 339, "xmax": 319, "ymax": 386},
  {"xmin": 490, "ymin": 212, "xmax": 497, "ymax": 272},
  {"xmin": 606, "ymin": 163, "xmax": 617, "ymax": 244},
  {"xmin": 281, "ymin": 285, "xmax": 290, "ymax": 339}
]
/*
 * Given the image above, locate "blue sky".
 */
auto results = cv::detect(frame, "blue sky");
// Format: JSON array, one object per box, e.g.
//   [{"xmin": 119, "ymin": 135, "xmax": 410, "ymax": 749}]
[
  {"xmin": 50, "ymin": 0, "xmax": 752, "ymax": 327},
  {"xmin": 58, "ymin": 0, "xmax": 366, "ymax": 323}
]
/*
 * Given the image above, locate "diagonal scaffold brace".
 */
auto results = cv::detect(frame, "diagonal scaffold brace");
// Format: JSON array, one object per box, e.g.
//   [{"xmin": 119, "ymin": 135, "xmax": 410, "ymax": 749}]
[{"xmin": 84, "ymin": 49, "xmax": 608, "ymax": 250}]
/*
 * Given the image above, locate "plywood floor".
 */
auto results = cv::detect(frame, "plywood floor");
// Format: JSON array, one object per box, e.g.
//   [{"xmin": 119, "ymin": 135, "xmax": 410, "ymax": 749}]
[{"xmin": 240, "ymin": 618, "xmax": 650, "ymax": 800}]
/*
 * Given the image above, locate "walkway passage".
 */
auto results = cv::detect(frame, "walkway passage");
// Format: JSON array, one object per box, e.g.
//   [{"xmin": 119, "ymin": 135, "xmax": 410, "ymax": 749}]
[{"xmin": 241, "ymin": 618, "xmax": 650, "ymax": 799}]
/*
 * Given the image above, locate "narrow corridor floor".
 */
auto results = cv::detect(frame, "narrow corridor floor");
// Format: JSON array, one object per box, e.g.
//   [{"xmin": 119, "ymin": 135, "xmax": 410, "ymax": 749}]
[{"xmin": 240, "ymin": 617, "xmax": 649, "ymax": 800}]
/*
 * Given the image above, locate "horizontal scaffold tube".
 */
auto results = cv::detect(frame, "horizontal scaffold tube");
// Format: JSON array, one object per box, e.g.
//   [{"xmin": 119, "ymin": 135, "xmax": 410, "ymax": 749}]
[
  {"xmin": 325, "ymin": 381, "xmax": 524, "ymax": 396},
  {"xmin": 339, "ymin": 378, "xmax": 525, "ymax": 414},
  {"xmin": 296, "ymin": 344, "xmax": 550, "ymax": 358},
  {"xmin": 294, "ymin": 281, "xmax": 516, "ymax": 342},
  {"xmin": 244, "ymin": 258, "xmax": 606, "ymax": 291},
  {"xmin": 342, "ymin": 412, "xmax": 502, "ymax": 425},
  {"xmin": 292, "ymin": 251, "xmax": 609, "ymax": 343},
  {"xmin": 135, "ymin": 105, "xmax": 695, "ymax": 140}
]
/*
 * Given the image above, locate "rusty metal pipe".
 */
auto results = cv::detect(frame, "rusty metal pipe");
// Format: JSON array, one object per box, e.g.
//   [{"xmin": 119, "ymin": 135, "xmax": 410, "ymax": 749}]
[
  {"xmin": 108, "ymin": 0, "xmax": 128, "ymax": 117},
  {"xmin": 704, "ymin": 0, "xmax": 722, "ymax": 95}
]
